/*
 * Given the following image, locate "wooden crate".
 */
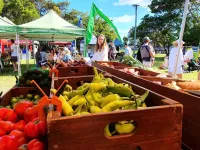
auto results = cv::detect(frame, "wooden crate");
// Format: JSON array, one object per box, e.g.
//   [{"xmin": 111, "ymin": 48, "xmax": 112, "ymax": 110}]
[
  {"xmin": 93, "ymin": 61, "xmax": 160, "ymax": 77},
  {"xmin": 92, "ymin": 63, "xmax": 200, "ymax": 149},
  {"xmin": 0, "ymin": 87, "xmax": 50, "ymax": 106},
  {"xmin": 57, "ymin": 66, "xmax": 95, "ymax": 77},
  {"xmin": 95, "ymin": 61, "xmax": 130, "ymax": 67},
  {"xmin": 49, "ymin": 75, "xmax": 182, "ymax": 150}
]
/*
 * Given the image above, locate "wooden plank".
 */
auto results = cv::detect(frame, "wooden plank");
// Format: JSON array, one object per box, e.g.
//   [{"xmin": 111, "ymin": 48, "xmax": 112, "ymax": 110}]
[
  {"xmin": 57, "ymin": 66, "xmax": 94, "ymax": 77},
  {"xmin": 182, "ymin": 119, "xmax": 200, "ymax": 150},
  {"xmin": 48, "ymin": 105, "xmax": 182, "ymax": 149},
  {"xmin": 57, "ymin": 137, "xmax": 181, "ymax": 150}
]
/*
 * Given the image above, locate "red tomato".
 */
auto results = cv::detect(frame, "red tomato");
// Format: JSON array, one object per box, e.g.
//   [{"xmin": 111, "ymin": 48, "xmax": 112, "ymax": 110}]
[
  {"xmin": 10, "ymin": 130, "xmax": 27, "ymax": 147},
  {"xmin": 14, "ymin": 101, "xmax": 33, "ymax": 119},
  {"xmin": 24, "ymin": 118, "xmax": 46, "ymax": 139},
  {"xmin": 14, "ymin": 120, "xmax": 26, "ymax": 131},
  {"xmin": 24, "ymin": 105, "xmax": 38, "ymax": 123},
  {"xmin": 28, "ymin": 139, "xmax": 44, "ymax": 150}
]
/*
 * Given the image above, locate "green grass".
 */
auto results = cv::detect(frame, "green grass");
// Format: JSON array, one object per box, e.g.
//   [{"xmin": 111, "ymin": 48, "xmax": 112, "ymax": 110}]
[
  {"xmin": 0, "ymin": 59, "xmax": 36, "ymax": 95},
  {"xmin": 152, "ymin": 54, "xmax": 198, "ymax": 80}
]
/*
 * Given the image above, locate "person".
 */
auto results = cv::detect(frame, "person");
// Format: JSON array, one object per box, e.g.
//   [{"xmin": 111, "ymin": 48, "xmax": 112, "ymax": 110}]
[
  {"xmin": 10, "ymin": 39, "xmax": 18, "ymax": 72},
  {"xmin": 140, "ymin": 37, "xmax": 155, "ymax": 68},
  {"xmin": 168, "ymin": 40, "xmax": 189, "ymax": 79},
  {"xmin": 108, "ymin": 40, "xmax": 116, "ymax": 61},
  {"xmin": 35, "ymin": 46, "xmax": 42, "ymax": 67},
  {"xmin": 88, "ymin": 34, "xmax": 108, "ymax": 64},
  {"xmin": 63, "ymin": 44, "xmax": 69, "ymax": 52},
  {"xmin": 124, "ymin": 43, "xmax": 132, "ymax": 56},
  {"xmin": 63, "ymin": 49, "xmax": 72, "ymax": 62}
]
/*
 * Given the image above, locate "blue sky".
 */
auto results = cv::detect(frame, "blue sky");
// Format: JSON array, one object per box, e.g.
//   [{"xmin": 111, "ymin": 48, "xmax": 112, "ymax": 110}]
[{"xmin": 55, "ymin": 0, "xmax": 151, "ymax": 37}]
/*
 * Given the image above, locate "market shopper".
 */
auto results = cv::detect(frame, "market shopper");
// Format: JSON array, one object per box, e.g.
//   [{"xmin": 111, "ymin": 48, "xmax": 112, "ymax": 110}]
[
  {"xmin": 124, "ymin": 43, "xmax": 132, "ymax": 56},
  {"xmin": 168, "ymin": 40, "xmax": 189, "ymax": 79},
  {"xmin": 108, "ymin": 40, "xmax": 116, "ymax": 61},
  {"xmin": 63, "ymin": 49, "xmax": 72, "ymax": 62},
  {"xmin": 10, "ymin": 39, "xmax": 18, "ymax": 72},
  {"xmin": 139, "ymin": 37, "xmax": 155, "ymax": 68},
  {"xmin": 88, "ymin": 34, "xmax": 108, "ymax": 65}
]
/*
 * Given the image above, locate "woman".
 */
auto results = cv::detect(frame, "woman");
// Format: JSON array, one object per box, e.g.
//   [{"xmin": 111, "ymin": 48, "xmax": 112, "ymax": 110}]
[
  {"xmin": 168, "ymin": 40, "xmax": 189, "ymax": 79},
  {"xmin": 10, "ymin": 39, "xmax": 18, "ymax": 72},
  {"xmin": 89, "ymin": 34, "xmax": 108, "ymax": 63}
]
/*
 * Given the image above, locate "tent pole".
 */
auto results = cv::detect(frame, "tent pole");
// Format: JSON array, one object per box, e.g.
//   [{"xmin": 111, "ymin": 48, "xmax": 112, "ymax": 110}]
[
  {"xmin": 75, "ymin": 40, "xmax": 76, "ymax": 51},
  {"xmin": 173, "ymin": 0, "xmax": 189, "ymax": 77},
  {"xmin": 33, "ymin": 40, "xmax": 35, "ymax": 65},
  {"xmin": 16, "ymin": 34, "xmax": 21, "ymax": 77},
  {"xmin": 84, "ymin": 35, "xmax": 87, "ymax": 57},
  {"xmin": 26, "ymin": 39, "xmax": 29, "ymax": 69}
]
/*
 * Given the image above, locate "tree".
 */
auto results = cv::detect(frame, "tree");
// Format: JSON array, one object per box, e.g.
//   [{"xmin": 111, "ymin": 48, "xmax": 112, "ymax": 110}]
[
  {"xmin": 1, "ymin": 0, "xmax": 40, "ymax": 24},
  {"xmin": 93, "ymin": 17, "xmax": 117, "ymax": 42},
  {"xmin": 0, "ymin": 0, "xmax": 4, "ymax": 14},
  {"xmin": 34, "ymin": 0, "xmax": 70, "ymax": 16},
  {"xmin": 123, "ymin": 36, "xmax": 128, "ymax": 43}
]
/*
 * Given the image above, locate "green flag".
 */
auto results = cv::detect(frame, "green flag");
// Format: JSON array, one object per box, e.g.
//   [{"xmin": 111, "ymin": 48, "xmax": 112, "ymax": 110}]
[{"xmin": 86, "ymin": 3, "xmax": 122, "ymax": 45}]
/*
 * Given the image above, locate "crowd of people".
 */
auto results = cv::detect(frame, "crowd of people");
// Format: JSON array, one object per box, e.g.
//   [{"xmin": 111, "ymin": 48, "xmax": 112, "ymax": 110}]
[
  {"xmin": 35, "ymin": 44, "xmax": 74, "ymax": 68},
  {"xmin": 1, "ymin": 35, "xmax": 199, "ymax": 80}
]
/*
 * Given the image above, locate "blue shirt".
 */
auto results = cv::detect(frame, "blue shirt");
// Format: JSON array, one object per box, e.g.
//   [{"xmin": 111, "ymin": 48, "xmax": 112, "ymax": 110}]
[{"xmin": 63, "ymin": 54, "xmax": 72, "ymax": 62}]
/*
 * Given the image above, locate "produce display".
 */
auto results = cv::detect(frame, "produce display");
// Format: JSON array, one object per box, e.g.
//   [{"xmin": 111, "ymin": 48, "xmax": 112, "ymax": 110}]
[
  {"xmin": 2, "ymin": 94, "xmax": 41, "ymax": 109},
  {"xmin": 17, "ymin": 68, "xmax": 51, "ymax": 88},
  {"xmin": 121, "ymin": 55, "xmax": 147, "ymax": 69},
  {"xmin": 0, "ymin": 100, "xmax": 46, "ymax": 150},
  {"xmin": 120, "ymin": 68, "xmax": 140, "ymax": 76},
  {"xmin": 60, "ymin": 59, "xmax": 87, "ymax": 67},
  {"xmin": 52, "ymin": 67, "xmax": 149, "ymax": 137},
  {"xmin": 165, "ymin": 81, "xmax": 200, "ymax": 91}
]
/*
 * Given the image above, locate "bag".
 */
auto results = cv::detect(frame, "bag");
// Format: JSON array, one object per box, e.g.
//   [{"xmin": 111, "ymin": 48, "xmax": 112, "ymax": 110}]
[{"xmin": 136, "ymin": 47, "xmax": 142, "ymax": 63}]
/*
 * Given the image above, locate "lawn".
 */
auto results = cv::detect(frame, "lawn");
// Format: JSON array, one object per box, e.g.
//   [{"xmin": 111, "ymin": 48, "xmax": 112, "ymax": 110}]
[
  {"xmin": 152, "ymin": 54, "xmax": 198, "ymax": 80},
  {"xmin": 0, "ymin": 55, "xmax": 198, "ymax": 95},
  {"xmin": 0, "ymin": 59, "xmax": 35, "ymax": 95}
]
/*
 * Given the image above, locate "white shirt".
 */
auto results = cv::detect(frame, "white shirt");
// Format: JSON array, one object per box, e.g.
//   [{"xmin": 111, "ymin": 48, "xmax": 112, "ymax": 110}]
[
  {"xmin": 87, "ymin": 47, "xmax": 108, "ymax": 65},
  {"xmin": 168, "ymin": 47, "xmax": 183, "ymax": 72},
  {"xmin": 91, "ymin": 47, "xmax": 108, "ymax": 61},
  {"xmin": 11, "ymin": 44, "xmax": 17, "ymax": 56},
  {"xmin": 125, "ymin": 46, "xmax": 132, "ymax": 56},
  {"xmin": 64, "ymin": 47, "xmax": 69, "ymax": 51}
]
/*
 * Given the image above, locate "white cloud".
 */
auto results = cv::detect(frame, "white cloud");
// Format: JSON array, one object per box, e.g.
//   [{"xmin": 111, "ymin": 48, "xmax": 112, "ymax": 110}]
[
  {"xmin": 113, "ymin": 0, "xmax": 151, "ymax": 7},
  {"xmin": 110, "ymin": 15, "xmax": 135, "ymax": 23},
  {"xmin": 118, "ymin": 28, "xmax": 130, "ymax": 37}
]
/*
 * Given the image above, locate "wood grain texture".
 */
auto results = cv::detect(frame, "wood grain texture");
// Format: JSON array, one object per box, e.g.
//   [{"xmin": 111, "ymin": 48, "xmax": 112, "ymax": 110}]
[
  {"xmin": 58, "ymin": 66, "xmax": 95, "ymax": 77},
  {"xmin": 47, "ymin": 106, "xmax": 182, "ymax": 150},
  {"xmin": 49, "ymin": 75, "xmax": 182, "ymax": 150},
  {"xmin": 92, "ymin": 61, "xmax": 200, "ymax": 149}
]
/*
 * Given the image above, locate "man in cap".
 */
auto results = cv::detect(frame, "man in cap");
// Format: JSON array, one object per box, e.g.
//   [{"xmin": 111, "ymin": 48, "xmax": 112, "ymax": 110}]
[{"xmin": 139, "ymin": 37, "xmax": 155, "ymax": 68}]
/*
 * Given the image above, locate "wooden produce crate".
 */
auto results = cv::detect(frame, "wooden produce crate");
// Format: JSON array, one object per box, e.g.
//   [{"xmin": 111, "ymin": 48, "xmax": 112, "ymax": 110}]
[
  {"xmin": 0, "ymin": 86, "xmax": 50, "ymax": 106},
  {"xmin": 92, "ymin": 64, "xmax": 200, "ymax": 149},
  {"xmin": 57, "ymin": 66, "xmax": 95, "ymax": 77},
  {"xmin": 49, "ymin": 75, "xmax": 182, "ymax": 150},
  {"xmin": 96, "ymin": 61, "xmax": 130, "ymax": 67},
  {"xmin": 93, "ymin": 61, "xmax": 161, "ymax": 77}
]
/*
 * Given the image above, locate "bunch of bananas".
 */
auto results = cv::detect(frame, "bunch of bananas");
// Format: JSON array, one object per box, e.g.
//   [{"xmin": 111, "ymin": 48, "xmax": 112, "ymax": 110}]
[{"xmin": 51, "ymin": 67, "xmax": 148, "ymax": 135}]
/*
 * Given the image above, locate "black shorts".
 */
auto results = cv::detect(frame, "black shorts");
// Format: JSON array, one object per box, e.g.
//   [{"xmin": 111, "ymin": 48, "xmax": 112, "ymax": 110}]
[{"xmin": 11, "ymin": 56, "xmax": 18, "ymax": 62}]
